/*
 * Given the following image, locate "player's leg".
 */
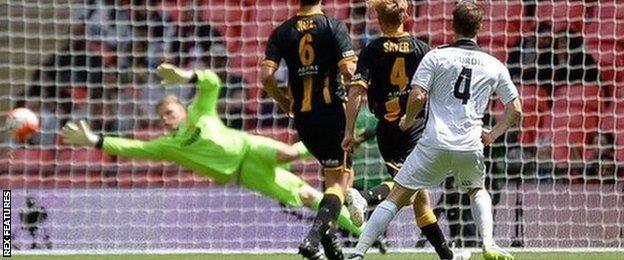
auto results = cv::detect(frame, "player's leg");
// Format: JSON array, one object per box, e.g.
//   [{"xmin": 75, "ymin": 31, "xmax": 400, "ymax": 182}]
[
  {"xmin": 294, "ymin": 113, "xmax": 355, "ymax": 260},
  {"xmin": 350, "ymin": 144, "xmax": 452, "ymax": 259},
  {"xmin": 412, "ymin": 189, "xmax": 455, "ymax": 259},
  {"xmin": 350, "ymin": 183, "xmax": 414, "ymax": 258},
  {"xmin": 355, "ymin": 122, "xmax": 420, "ymax": 208},
  {"xmin": 241, "ymin": 129, "xmax": 357, "ymax": 259},
  {"xmin": 356, "ymin": 179, "xmax": 394, "ymax": 206},
  {"xmin": 347, "ymin": 161, "xmax": 398, "ymax": 217},
  {"xmin": 301, "ymin": 164, "xmax": 351, "ymax": 259},
  {"xmin": 238, "ymin": 142, "xmax": 362, "ymax": 236},
  {"xmin": 298, "ymin": 184, "xmax": 363, "ymax": 236},
  {"xmin": 452, "ymin": 151, "xmax": 513, "ymax": 260}
]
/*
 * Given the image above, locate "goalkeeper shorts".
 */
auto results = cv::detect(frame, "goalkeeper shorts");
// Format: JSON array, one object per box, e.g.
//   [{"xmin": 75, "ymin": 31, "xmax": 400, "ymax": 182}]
[
  {"xmin": 394, "ymin": 144, "xmax": 486, "ymax": 191},
  {"xmin": 239, "ymin": 134, "xmax": 306, "ymax": 207}
]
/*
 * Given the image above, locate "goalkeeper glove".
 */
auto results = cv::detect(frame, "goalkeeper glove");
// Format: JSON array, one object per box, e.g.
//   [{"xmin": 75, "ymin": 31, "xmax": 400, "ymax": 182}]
[
  {"xmin": 61, "ymin": 120, "xmax": 100, "ymax": 147},
  {"xmin": 157, "ymin": 63, "xmax": 194, "ymax": 85}
]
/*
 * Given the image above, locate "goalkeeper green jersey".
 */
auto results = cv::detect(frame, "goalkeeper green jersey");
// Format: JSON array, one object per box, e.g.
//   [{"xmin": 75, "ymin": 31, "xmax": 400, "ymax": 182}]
[{"xmin": 102, "ymin": 70, "xmax": 248, "ymax": 184}]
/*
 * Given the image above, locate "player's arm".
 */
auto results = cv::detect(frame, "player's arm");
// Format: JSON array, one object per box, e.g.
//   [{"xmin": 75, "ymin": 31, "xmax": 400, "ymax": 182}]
[
  {"xmin": 400, "ymin": 85, "xmax": 428, "ymax": 130},
  {"xmin": 342, "ymin": 49, "xmax": 370, "ymax": 152},
  {"xmin": 260, "ymin": 30, "xmax": 292, "ymax": 116},
  {"xmin": 483, "ymin": 68, "xmax": 522, "ymax": 146},
  {"xmin": 343, "ymin": 84, "xmax": 366, "ymax": 152},
  {"xmin": 158, "ymin": 63, "xmax": 222, "ymax": 118},
  {"xmin": 400, "ymin": 52, "xmax": 436, "ymax": 130},
  {"xmin": 333, "ymin": 20, "xmax": 357, "ymax": 81},
  {"xmin": 61, "ymin": 120, "xmax": 164, "ymax": 160},
  {"xmin": 100, "ymin": 136, "xmax": 166, "ymax": 160},
  {"xmin": 260, "ymin": 65, "xmax": 292, "ymax": 116}
]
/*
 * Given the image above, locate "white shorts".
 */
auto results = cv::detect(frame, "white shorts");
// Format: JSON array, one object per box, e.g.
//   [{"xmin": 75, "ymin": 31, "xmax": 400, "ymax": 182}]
[{"xmin": 394, "ymin": 144, "xmax": 486, "ymax": 191}]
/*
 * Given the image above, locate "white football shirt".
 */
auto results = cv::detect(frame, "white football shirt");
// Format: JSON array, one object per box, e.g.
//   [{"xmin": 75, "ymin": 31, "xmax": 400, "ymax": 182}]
[{"xmin": 411, "ymin": 39, "xmax": 519, "ymax": 151}]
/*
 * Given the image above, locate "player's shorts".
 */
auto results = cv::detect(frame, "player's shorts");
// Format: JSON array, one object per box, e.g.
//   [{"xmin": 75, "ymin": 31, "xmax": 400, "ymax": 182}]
[
  {"xmin": 376, "ymin": 121, "xmax": 422, "ymax": 176},
  {"xmin": 394, "ymin": 144, "xmax": 486, "ymax": 191},
  {"xmin": 239, "ymin": 134, "xmax": 306, "ymax": 207},
  {"xmin": 294, "ymin": 106, "xmax": 350, "ymax": 169}
]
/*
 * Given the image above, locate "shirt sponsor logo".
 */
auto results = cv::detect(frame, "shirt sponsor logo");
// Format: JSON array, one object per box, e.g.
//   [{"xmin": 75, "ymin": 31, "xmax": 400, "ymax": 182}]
[
  {"xmin": 322, "ymin": 159, "xmax": 340, "ymax": 167},
  {"xmin": 386, "ymin": 90, "xmax": 409, "ymax": 100},
  {"xmin": 342, "ymin": 50, "xmax": 355, "ymax": 58},
  {"xmin": 298, "ymin": 65, "xmax": 319, "ymax": 76}
]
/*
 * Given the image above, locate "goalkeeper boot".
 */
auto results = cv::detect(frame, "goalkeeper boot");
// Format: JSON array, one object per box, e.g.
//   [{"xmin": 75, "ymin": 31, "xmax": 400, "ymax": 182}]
[
  {"xmin": 320, "ymin": 229, "xmax": 344, "ymax": 260},
  {"xmin": 372, "ymin": 235, "xmax": 389, "ymax": 254},
  {"xmin": 346, "ymin": 253, "xmax": 363, "ymax": 260},
  {"xmin": 345, "ymin": 188, "xmax": 368, "ymax": 227},
  {"xmin": 483, "ymin": 245, "xmax": 514, "ymax": 260},
  {"xmin": 298, "ymin": 238, "xmax": 325, "ymax": 260}
]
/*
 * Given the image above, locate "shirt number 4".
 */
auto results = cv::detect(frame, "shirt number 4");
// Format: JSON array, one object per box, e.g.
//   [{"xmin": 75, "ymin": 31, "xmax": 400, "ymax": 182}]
[{"xmin": 453, "ymin": 67, "xmax": 472, "ymax": 105}]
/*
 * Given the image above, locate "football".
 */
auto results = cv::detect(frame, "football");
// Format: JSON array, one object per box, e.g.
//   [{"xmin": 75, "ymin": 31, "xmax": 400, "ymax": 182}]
[{"xmin": 6, "ymin": 107, "xmax": 39, "ymax": 142}]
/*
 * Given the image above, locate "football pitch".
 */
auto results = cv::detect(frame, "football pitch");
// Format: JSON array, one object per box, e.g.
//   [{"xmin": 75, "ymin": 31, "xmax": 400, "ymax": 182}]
[{"xmin": 10, "ymin": 252, "xmax": 624, "ymax": 260}]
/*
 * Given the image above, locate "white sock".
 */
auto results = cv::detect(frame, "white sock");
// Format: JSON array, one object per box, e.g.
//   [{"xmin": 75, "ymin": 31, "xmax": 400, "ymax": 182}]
[
  {"xmin": 353, "ymin": 200, "xmax": 398, "ymax": 255},
  {"xmin": 470, "ymin": 189, "xmax": 496, "ymax": 249}
]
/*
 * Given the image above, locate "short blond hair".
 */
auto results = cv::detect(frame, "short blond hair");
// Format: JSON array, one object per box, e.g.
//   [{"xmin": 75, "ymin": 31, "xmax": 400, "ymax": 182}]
[
  {"xmin": 156, "ymin": 94, "xmax": 182, "ymax": 111},
  {"xmin": 370, "ymin": 0, "xmax": 408, "ymax": 30}
]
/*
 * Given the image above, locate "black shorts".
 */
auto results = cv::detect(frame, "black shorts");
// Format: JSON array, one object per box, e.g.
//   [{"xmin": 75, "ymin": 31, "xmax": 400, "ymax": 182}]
[
  {"xmin": 295, "ymin": 106, "xmax": 349, "ymax": 168},
  {"xmin": 376, "ymin": 121, "xmax": 422, "ymax": 176}
]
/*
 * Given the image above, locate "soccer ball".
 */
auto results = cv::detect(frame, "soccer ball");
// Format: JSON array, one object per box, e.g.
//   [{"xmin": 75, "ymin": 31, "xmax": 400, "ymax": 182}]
[{"xmin": 6, "ymin": 107, "xmax": 39, "ymax": 142}]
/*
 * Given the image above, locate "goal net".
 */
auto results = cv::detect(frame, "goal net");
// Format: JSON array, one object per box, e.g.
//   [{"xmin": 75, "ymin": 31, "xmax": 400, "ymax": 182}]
[{"xmin": 1, "ymin": 0, "xmax": 622, "ymax": 253}]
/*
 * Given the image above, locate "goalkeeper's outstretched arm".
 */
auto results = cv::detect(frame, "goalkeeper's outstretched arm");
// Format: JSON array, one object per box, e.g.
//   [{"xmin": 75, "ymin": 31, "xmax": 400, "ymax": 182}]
[
  {"xmin": 61, "ymin": 120, "xmax": 165, "ymax": 160},
  {"xmin": 60, "ymin": 63, "xmax": 223, "ymax": 160}
]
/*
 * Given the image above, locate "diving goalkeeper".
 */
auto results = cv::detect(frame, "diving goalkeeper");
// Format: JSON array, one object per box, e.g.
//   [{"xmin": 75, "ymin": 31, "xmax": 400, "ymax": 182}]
[{"xmin": 61, "ymin": 63, "xmax": 363, "ymax": 236}]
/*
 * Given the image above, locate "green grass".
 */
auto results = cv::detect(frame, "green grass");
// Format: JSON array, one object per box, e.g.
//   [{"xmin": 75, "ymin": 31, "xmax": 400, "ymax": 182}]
[{"xmin": 10, "ymin": 252, "xmax": 624, "ymax": 260}]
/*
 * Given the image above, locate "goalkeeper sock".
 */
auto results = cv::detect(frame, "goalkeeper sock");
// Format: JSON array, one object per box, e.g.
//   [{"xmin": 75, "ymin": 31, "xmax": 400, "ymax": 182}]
[
  {"xmin": 306, "ymin": 193, "xmax": 342, "ymax": 245},
  {"xmin": 353, "ymin": 200, "xmax": 397, "ymax": 256},
  {"xmin": 417, "ymin": 211, "xmax": 453, "ymax": 259},
  {"xmin": 359, "ymin": 181, "xmax": 394, "ymax": 206},
  {"xmin": 470, "ymin": 188, "xmax": 496, "ymax": 249},
  {"xmin": 293, "ymin": 141, "xmax": 312, "ymax": 159},
  {"xmin": 311, "ymin": 196, "xmax": 363, "ymax": 236}
]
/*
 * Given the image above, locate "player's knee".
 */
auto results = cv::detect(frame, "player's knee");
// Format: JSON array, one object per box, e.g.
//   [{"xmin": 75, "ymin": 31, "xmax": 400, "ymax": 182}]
[
  {"xmin": 413, "ymin": 189, "xmax": 430, "ymax": 205},
  {"xmin": 410, "ymin": 189, "xmax": 437, "ymax": 227},
  {"xmin": 412, "ymin": 189, "xmax": 431, "ymax": 215}
]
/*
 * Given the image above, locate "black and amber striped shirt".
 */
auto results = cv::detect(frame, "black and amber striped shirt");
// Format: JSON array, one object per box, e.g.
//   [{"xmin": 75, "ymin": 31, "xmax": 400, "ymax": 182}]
[
  {"xmin": 262, "ymin": 10, "xmax": 356, "ymax": 115},
  {"xmin": 352, "ymin": 34, "xmax": 430, "ymax": 124}
]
